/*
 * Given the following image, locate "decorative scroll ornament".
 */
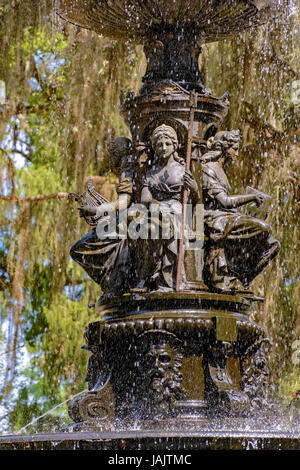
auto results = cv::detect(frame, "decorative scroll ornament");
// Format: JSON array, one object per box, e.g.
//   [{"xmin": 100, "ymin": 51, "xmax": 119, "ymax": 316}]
[{"xmin": 68, "ymin": 385, "xmax": 115, "ymax": 426}]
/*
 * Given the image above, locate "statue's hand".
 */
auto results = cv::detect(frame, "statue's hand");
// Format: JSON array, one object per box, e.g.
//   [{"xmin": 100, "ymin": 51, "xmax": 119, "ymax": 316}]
[
  {"xmin": 78, "ymin": 205, "xmax": 97, "ymax": 218},
  {"xmin": 184, "ymin": 170, "xmax": 198, "ymax": 193},
  {"xmin": 254, "ymin": 194, "xmax": 264, "ymax": 207}
]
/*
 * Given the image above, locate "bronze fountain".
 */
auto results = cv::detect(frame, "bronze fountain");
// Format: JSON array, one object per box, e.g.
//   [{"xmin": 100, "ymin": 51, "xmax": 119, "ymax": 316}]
[
  {"xmin": 2, "ymin": 0, "xmax": 298, "ymax": 451},
  {"xmin": 55, "ymin": 0, "xmax": 285, "ymax": 432}
]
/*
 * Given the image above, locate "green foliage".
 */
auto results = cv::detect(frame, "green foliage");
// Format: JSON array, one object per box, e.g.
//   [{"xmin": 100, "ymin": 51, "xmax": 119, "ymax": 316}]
[
  {"xmin": 41, "ymin": 294, "xmax": 92, "ymax": 394},
  {"xmin": 18, "ymin": 165, "xmax": 63, "ymax": 195}
]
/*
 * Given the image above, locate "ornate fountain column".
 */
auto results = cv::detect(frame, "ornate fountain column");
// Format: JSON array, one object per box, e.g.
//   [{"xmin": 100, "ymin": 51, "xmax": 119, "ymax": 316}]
[{"xmin": 57, "ymin": 0, "xmax": 283, "ymax": 431}]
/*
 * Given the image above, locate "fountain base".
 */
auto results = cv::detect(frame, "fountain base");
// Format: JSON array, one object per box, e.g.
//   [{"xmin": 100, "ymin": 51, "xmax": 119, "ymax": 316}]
[
  {"xmin": 1, "ymin": 429, "xmax": 299, "ymax": 451},
  {"xmin": 2, "ymin": 297, "xmax": 298, "ymax": 450},
  {"xmin": 67, "ymin": 292, "xmax": 271, "ymax": 429}
]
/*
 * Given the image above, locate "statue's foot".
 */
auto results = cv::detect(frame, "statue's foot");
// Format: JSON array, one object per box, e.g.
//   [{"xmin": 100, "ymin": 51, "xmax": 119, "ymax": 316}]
[
  {"xmin": 230, "ymin": 278, "xmax": 251, "ymax": 292},
  {"xmin": 148, "ymin": 286, "xmax": 174, "ymax": 294},
  {"xmin": 209, "ymin": 276, "xmax": 249, "ymax": 294}
]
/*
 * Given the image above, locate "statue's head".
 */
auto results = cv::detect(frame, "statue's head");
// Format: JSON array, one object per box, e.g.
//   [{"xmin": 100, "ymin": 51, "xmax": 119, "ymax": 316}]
[
  {"xmin": 107, "ymin": 137, "xmax": 132, "ymax": 169},
  {"xmin": 137, "ymin": 331, "xmax": 184, "ymax": 394},
  {"xmin": 150, "ymin": 124, "xmax": 179, "ymax": 161},
  {"xmin": 208, "ymin": 130, "xmax": 241, "ymax": 161}
]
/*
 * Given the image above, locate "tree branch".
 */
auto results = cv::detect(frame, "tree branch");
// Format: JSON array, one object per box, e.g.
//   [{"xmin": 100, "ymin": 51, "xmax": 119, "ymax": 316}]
[
  {"xmin": 0, "ymin": 192, "xmax": 71, "ymax": 203},
  {"xmin": 22, "ymin": 192, "xmax": 71, "ymax": 202},
  {"xmin": 0, "ymin": 147, "xmax": 72, "ymax": 203},
  {"xmin": 12, "ymin": 148, "xmax": 32, "ymax": 161},
  {"xmin": 0, "ymin": 277, "xmax": 10, "ymax": 292}
]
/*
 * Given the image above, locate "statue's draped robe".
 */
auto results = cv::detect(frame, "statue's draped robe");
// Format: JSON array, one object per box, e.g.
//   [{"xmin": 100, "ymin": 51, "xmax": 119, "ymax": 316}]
[
  {"xmin": 140, "ymin": 160, "xmax": 186, "ymax": 290},
  {"xmin": 70, "ymin": 167, "xmax": 135, "ymax": 295},
  {"xmin": 202, "ymin": 161, "xmax": 279, "ymax": 284}
]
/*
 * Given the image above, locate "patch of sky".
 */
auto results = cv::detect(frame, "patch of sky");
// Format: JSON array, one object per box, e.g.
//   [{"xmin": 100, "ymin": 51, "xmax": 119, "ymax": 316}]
[
  {"xmin": 0, "ymin": 228, "xmax": 8, "ymax": 249},
  {"xmin": 0, "ymin": 168, "xmax": 10, "ymax": 197},
  {"xmin": 3, "ymin": 205, "xmax": 19, "ymax": 223},
  {"xmin": 34, "ymin": 50, "xmax": 66, "ymax": 80},
  {"xmin": 1, "ymin": 117, "xmax": 31, "ymax": 170},
  {"xmin": 28, "ymin": 77, "xmax": 42, "ymax": 92},
  {"xmin": 0, "ymin": 80, "xmax": 6, "ymax": 105},
  {"xmin": 283, "ymin": 194, "xmax": 289, "ymax": 204},
  {"xmin": 63, "ymin": 284, "xmax": 84, "ymax": 302},
  {"xmin": 0, "ymin": 270, "xmax": 9, "ymax": 285}
]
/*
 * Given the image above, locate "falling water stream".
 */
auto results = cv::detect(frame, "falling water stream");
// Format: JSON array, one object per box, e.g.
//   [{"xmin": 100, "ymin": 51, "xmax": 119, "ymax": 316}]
[{"xmin": 15, "ymin": 389, "xmax": 88, "ymax": 435}]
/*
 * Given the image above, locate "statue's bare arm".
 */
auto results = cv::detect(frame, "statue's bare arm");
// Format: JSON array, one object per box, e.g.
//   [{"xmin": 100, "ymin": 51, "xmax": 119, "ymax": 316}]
[
  {"xmin": 215, "ymin": 191, "xmax": 264, "ymax": 209},
  {"xmin": 79, "ymin": 194, "xmax": 131, "ymax": 219}
]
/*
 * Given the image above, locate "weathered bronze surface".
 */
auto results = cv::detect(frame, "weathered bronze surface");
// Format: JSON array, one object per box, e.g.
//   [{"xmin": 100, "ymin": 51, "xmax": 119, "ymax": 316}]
[
  {"xmin": 201, "ymin": 130, "xmax": 280, "ymax": 292},
  {"xmin": 65, "ymin": 293, "xmax": 271, "ymax": 429},
  {"xmin": 59, "ymin": 0, "xmax": 283, "ymax": 432}
]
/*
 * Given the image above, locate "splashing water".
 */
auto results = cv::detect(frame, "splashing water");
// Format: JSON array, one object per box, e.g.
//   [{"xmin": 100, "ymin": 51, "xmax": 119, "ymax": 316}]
[{"xmin": 16, "ymin": 389, "xmax": 88, "ymax": 435}]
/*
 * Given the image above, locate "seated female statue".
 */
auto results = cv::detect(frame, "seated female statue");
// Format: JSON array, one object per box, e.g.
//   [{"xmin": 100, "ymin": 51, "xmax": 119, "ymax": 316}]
[
  {"xmin": 69, "ymin": 137, "xmax": 136, "ymax": 297},
  {"xmin": 139, "ymin": 124, "xmax": 199, "ymax": 291},
  {"xmin": 201, "ymin": 130, "xmax": 280, "ymax": 291}
]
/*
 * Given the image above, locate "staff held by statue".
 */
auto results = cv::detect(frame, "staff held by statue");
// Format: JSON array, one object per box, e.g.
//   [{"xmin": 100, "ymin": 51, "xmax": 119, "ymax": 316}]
[{"xmin": 176, "ymin": 91, "xmax": 198, "ymax": 292}]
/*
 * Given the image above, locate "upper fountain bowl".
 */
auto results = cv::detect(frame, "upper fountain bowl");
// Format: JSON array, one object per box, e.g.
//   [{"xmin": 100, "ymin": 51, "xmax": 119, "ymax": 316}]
[{"xmin": 56, "ymin": 0, "xmax": 285, "ymax": 43}]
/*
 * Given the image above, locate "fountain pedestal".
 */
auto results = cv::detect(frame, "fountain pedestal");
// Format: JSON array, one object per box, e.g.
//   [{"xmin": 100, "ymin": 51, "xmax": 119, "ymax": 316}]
[{"xmin": 67, "ymin": 293, "xmax": 269, "ymax": 431}]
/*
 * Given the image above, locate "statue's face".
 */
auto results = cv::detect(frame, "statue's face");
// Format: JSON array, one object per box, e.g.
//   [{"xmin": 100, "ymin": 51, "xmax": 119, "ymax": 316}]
[
  {"xmin": 154, "ymin": 135, "xmax": 176, "ymax": 160},
  {"xmin": 146, "ymin": 344, "xmax": 172, "ymax": 369},
  {"xmin": 225, "ymin": 141, "xmax": 239, "ymax": 162},
  {"xmin": 144, "ymin": 343, "xmax": 173, "ymax": 390}
]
